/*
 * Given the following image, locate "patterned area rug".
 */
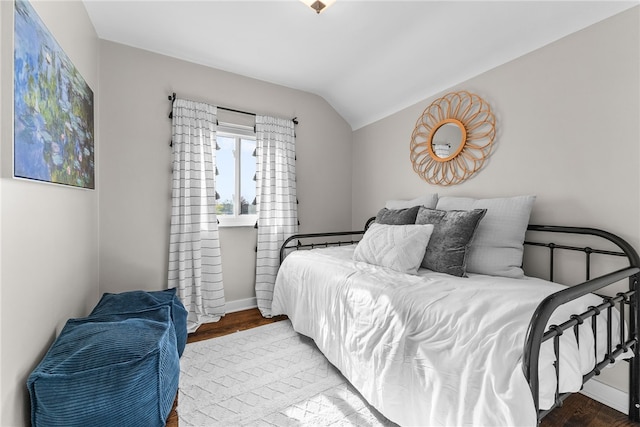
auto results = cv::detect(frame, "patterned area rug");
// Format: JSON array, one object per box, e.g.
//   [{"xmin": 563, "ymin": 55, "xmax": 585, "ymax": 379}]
[{"xmin": 178, "ymin": 320, "xmax": 396, "ymax": 426}]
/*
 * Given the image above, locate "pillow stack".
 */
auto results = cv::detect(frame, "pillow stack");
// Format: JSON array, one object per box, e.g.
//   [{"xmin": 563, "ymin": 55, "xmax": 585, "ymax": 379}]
[
  {"xmin": 436, "ymin": 195, "xmax": 535, "ymax": 278},
  {"xmin": 354, "ymin": 194, "xmax": 535, "ymax": 278}
]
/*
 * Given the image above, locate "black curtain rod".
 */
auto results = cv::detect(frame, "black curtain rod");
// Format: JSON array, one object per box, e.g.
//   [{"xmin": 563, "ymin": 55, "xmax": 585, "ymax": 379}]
[
  {"xmin": 168, "ymin": 92, "xmax": 298, "ymax": 125},
  {"xmin": 218, "ymin": 106, "xmax": 256, "ymax": 117}
]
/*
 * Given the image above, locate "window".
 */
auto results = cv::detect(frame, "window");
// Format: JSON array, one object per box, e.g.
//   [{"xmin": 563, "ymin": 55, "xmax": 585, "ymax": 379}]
[{"xmin": 215, "ymin": 124, "xmax": 257, "ymax": 227}]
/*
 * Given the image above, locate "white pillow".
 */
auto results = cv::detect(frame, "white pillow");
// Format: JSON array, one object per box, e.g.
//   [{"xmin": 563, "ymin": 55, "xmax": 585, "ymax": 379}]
[
  {"xmin": 435, "ymin": 195, "xmax": 535, "ymax": 278},
  {"xmin": 353, "ymin": 223, "xmax": 434, "ymax": 275},
  {"xmin": 385, "ymin": 194, "xmax": 438, "ymax": 210}
]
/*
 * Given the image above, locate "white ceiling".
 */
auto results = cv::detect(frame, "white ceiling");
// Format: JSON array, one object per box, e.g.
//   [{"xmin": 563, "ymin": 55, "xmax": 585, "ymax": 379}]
[{"xmin": 82, "ymin": 0, "xmax": 637, "ymax": 130}]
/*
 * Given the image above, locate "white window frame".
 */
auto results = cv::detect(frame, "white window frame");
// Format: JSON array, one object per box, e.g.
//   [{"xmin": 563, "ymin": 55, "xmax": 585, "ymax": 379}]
[{"xmin": 216, "ymin": 123, "xmax": 258, "ymax": 228}]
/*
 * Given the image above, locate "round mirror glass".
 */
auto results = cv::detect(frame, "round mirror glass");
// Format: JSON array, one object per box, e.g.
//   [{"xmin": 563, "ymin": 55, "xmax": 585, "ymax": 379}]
[{"xmin": 430, "ymin": 121, "xmax": 465, "ymax": 161}]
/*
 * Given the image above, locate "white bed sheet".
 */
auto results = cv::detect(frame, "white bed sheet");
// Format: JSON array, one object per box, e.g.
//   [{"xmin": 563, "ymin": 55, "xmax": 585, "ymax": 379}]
[{"xmin": 271, "ymin": 245, "xmax": 629, "ymax": 426}]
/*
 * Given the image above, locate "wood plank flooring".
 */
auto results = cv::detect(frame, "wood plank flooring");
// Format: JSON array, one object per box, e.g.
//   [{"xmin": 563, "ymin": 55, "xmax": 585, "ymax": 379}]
[{"xmin": 168, "ymin": 308, "xmax": 637, "ymax": 427}]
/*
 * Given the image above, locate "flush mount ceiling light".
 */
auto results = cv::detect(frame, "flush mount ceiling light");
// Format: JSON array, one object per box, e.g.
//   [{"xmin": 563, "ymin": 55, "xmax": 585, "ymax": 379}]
[{"xmin": 300, "ymin": 0, "xmax": 336, "ymax": 14}]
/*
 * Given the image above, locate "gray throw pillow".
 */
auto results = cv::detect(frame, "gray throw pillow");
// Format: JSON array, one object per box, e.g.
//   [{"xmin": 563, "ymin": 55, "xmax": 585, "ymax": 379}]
[
  {"xmin": 376, "ymin": 206, "xmax": 421, "ymax": 225},
  {"xmin": 415, "ymin": 207, "xmax": 487, "ymax": 277}
]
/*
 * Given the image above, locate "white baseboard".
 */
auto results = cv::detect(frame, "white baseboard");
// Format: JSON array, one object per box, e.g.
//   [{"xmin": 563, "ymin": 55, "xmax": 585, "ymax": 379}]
[
  {"xmin": 225, "ymin": 297, "xmax": 257, "ymax": 314},
  {"xmin": 580, "ymin": 378, "xmax": 628, "ymax": 414}
]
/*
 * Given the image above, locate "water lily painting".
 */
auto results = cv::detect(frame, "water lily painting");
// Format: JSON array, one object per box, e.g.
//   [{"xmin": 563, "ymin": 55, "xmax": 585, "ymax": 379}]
[{"xmin": 14, "ymin": 0, "xmax": 94, "ymax": 189}]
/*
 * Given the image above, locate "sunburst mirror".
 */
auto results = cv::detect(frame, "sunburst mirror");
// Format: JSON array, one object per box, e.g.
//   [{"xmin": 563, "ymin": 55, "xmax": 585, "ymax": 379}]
[{"xmin": 410, "ymin": 91, "xmax": 496, "ymax": 186}]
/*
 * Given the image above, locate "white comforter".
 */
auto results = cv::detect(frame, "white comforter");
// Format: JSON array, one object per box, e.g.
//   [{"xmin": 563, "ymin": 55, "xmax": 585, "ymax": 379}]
[{"xmin": 271, "ymin": 245, "xmax": 628, "ymax": 427}]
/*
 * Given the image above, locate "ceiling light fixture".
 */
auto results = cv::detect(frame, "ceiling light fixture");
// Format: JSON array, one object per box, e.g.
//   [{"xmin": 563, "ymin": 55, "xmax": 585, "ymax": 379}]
[{"xmin": 300, "ymin": 0, "xmax": 336, "ymax": 14}]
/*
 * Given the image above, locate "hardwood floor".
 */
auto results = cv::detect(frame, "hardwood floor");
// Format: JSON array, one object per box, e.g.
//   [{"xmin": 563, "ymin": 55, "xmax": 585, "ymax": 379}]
[
  {"xmin": 168, "ymin": 308, "xmax": 637, "ymax": 427},
  {"xmin": 185, "ymin": 309, "xmax": 288, "ymax": 344},
  {"xmin": 540, "ymin": 393, "xmax": 638, "ymax": 427}
]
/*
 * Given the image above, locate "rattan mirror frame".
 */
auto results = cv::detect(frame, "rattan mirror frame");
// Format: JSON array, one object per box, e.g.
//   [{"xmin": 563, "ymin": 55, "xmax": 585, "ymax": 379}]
[{"xmin": 410, "ymin": 91, "xmax": 496, "ymax": 186}]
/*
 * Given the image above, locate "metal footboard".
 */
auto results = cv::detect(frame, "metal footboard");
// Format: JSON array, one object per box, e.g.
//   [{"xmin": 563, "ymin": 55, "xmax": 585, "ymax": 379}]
[
  {"xmin": 278, "ymin": 219, "xmax": 640, "ymax": 423},
  {"xmin": 522, "ymin": 225, "xmax": 640, "ymax": 423}
]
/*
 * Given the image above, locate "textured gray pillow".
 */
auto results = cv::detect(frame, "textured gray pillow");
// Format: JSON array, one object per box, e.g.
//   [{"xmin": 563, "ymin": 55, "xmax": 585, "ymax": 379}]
[
  {"xmin": 436, "ymin": 195, "xmax": 535, "ymax": 278},
  {"xmin": 353, "ymin": 223, "xmax": 435, "ymax": 275},
  {"xmin": 385, "ymin": 194, "xmax": 438, "ymax": 210},
  {"xmin": 415, "ymin": 207, "xmax": 487, "ymax": 277},
  {"xmin": 376, "ymin": 206, "xmax": 421, "ymax": 225}
]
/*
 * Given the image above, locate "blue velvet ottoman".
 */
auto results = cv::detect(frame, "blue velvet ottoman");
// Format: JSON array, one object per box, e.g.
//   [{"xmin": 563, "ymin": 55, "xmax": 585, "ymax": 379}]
[
  {"xmin": 27, "ymin": 306, "xmax": 179, "ymax": 427},
  {"xmin": 90, "ymin": 288, "xmax": 188, "ymax": 356}
]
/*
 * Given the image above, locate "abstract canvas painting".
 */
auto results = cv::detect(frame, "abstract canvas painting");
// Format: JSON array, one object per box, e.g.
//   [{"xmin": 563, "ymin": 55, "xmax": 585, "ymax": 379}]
[{"xmin": 14, "ymin": 0, "xmax": 94, "ymax": 189}]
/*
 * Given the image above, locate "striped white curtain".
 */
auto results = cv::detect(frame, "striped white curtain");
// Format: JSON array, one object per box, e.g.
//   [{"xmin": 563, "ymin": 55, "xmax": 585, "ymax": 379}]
[
  {"xmin": 169, "ymin": 98, "xmax": 225, "ymax": 332},
  {"xmin": 255, "ymin": 116, "xmax": 298, "ymax": 317}
]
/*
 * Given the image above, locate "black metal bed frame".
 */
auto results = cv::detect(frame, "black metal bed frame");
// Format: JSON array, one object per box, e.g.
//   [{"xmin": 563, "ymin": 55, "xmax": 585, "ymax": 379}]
[{"xmin": 279, "ymin": 218, "xmax": 640, "ymax": 424}]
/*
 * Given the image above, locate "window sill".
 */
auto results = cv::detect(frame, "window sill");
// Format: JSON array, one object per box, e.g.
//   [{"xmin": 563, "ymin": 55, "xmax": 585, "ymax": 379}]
[
  {"xmin": 219, "ymin": 223, "xmax": 256, "ymax": 228},
  {"xmin": 217, "ymin": 216, "xmax": 258, "ymax": 228}
]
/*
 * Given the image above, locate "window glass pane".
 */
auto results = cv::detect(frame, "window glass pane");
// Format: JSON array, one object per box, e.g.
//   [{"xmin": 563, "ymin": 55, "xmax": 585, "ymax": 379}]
[
  {"xmin": 240, "ymin": 138, "xmax": 257, "ymax": 215},
  {"xmin": 215, "ymin": 135, "xmax": 235, "ymax": 216}
]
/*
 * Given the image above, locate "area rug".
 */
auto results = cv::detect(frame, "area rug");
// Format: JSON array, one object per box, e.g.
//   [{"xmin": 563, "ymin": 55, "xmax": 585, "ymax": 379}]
[{"xmin": 178, "ymin": 320, "xmax": 397, "ymax": 426}]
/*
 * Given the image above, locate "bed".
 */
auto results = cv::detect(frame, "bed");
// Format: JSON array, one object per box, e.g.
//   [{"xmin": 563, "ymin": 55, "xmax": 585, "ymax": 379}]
[{"xmin": 271, "ymin": 195, "xmax": 640, "ymax": 426}]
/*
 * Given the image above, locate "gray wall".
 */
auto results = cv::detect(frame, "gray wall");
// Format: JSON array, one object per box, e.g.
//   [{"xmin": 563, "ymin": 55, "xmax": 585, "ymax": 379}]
[
  {"xmin": 352, "ymin": 7, "xmax": 640, "ymax": 393},
  {"xmin": 0, "ymin": 1, "xmax": 99, "ymax": 425},
  {"xmin": 97, "ymin": 41, "xmax": 354, "ymax": 303}
]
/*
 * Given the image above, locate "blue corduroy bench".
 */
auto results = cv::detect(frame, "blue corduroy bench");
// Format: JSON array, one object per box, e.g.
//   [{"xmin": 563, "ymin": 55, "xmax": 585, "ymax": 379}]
[{"xmin": 27, "ymin": 288, "xmax": 187, "ymax": 427}]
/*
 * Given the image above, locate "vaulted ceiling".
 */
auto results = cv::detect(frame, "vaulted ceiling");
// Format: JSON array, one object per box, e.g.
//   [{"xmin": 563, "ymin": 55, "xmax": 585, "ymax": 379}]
[{"xmin": 83, "ymin": 1, "xmax": 637, "ymax": 129}]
